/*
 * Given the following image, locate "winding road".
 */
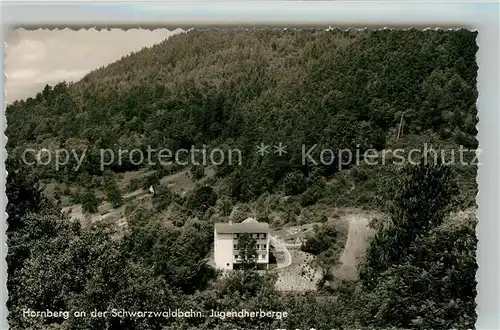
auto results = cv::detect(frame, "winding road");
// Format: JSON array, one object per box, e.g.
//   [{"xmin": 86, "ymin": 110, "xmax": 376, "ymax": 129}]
[
  {"xmin": 333, "ymin": 214, "xmax": 371, "ymax": 280},
  {"xmin": 270, "ymin": 234, "xmax": 292, "ymax": 269}
]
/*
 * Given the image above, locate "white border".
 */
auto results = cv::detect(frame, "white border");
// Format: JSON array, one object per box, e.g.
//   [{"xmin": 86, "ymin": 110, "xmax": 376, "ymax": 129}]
[{"xmin": 1, "ymin": 1, "xmax": 499, "ymax": 329}]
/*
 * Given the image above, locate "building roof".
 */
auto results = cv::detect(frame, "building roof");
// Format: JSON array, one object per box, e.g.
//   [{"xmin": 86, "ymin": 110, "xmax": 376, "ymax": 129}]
[
  {"xmin": 241, "ymin": 217, "xmax": 258, "ymax": 224},
  {"xmin": 215, "ymin": 218, "xmax": 270, "ymax": 234}
]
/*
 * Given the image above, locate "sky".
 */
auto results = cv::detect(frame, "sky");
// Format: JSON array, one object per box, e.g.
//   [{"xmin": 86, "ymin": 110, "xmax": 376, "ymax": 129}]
[{"xmin": 5, "ymin": 28, "xmax": 184, "ymax": 104}]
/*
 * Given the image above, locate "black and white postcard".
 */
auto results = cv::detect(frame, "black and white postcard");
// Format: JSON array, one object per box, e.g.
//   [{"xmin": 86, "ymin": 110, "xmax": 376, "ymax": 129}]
[{"xmin": 5, "ymin": 27, "xmax": 479, "ymax": 330}]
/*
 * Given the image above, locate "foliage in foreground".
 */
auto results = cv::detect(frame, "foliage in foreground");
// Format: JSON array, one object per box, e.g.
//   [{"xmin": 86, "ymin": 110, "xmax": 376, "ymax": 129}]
[
  {"xmin": 359, "ymin": 162, "xmax": 477, "ymax": 329},
  {"xmin": 6, "ymin": 160, "xmax": 477, "ymax": 330}
]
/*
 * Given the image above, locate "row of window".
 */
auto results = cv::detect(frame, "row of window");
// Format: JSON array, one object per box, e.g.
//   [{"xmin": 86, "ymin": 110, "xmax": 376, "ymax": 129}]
[
  {"xmin": 234, "ymin": 254, "xmax": 266, "ymax": 260},
  {"xmin": 233, "ymin": 233, "xmax": 267, "ymax": 239},
  {"xmin": 233, "ymin": 244, "xmax": 267, "ymax": 250}
]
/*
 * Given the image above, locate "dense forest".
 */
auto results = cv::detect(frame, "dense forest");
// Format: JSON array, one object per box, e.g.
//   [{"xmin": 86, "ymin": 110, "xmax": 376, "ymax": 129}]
[
  {"xmin": 6, "ymin": 28, "xmax": 478, "ymax": 329},
  {"xmin": 6, "ymin": 29, "xmax": 478, "ymax": 202}
]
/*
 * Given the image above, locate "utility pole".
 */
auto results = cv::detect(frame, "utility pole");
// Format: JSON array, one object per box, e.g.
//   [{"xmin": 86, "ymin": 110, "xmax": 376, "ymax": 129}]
[{"xmin": 396, "ymin": 112, "xmax": 404, "ymax": 141}]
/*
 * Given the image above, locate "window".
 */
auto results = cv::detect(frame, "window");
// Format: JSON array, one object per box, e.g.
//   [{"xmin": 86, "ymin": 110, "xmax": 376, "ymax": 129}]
[
  {"xmin": 252, "ymin": 233, "xmax": 258, "ymax": 239},
  {"xmin": 233, "ymin": 244, "xmax": 238, "ymax": 250},
  {"xmin": 260, "ymin": 233, "xmax": 267, "ymax": 239},
  {"xmin": 233, "ymin": 233, "xmax": 238, "ymax": 239}
]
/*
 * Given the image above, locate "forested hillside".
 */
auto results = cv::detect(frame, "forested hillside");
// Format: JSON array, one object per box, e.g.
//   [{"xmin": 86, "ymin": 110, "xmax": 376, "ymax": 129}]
[
  {"xmin": 6, "ymin": 29, "xmax": 478, "ymax": 203},
  {"xmin": 6, "ymin": 28, "xmax": 478, "ymax": 330}
]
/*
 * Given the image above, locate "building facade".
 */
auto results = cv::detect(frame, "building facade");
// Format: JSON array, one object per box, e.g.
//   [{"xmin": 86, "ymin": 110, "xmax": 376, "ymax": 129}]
[{"xmin": 214, "ymin": 218, "xmax": 270, "ymax": 270}]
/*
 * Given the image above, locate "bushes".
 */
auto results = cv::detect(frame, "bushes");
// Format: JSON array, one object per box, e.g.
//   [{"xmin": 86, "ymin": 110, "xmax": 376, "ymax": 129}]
[
  {"xmin": 301, "ymin": 224, "xmax": 337, "ymax": 255},
  {"xmin": 80, "ymin": 189, "xmax": 99, "ymax": 214},
  {"xmin": 53, "ymin": 186, "xmax": 62, "ymax": 206},
  {"xmin": 358, "ymin": 163, "xmax": 476, "ymax": 329},
  {"xmin": 300, "ymin": 185, "xmax": 325, "ymax": 207},
  {"xmin": 152, "ymin": 185, "xmax": 175, "ymax": 211},
  {"xmin": 190, "ymin": 165, "xmax": 205, "ymax": 181},
  {"xmin": 126, "ymin": 171, "xmax": 164, "ymax": 192},
  {"xmin": 105, "ymin": 183, "xmax": 124, "ymax": 208},
  {"xmin": 142, "ymin": 172, "xmax": 161, "ymax": 190},
  {"xmin": 127, "ymin": 178, "xmax": 141, "ymax": 192},
  {"xmin": 282, "ymin": 170, "xmax": 307, "ymax": 195},
  {"xmin": 62, "ymin": 184, "xmax": 71, "ymax": 195},
  {"xmin": 186, "ymin": 185, "xmax": 218, "ymax": 214}
]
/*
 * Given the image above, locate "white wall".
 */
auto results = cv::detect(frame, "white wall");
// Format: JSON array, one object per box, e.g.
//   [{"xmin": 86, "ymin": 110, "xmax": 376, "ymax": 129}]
[
  {"xmin": 214, "ymin": 233, "xmax": 234, "ymax": 270},
  {"xmin": 215, "ymin": 232, "xmax": 270, "ymax": 269}
]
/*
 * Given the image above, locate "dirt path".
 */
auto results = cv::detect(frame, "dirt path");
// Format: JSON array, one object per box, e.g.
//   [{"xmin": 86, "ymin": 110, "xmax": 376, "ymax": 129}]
[
  {"xmin": 270, "ymin": 235, "xmax": 292, "ymax": 269},
  {"xmin": 160, "ymin": 170, "xmax": 195, "ymax": 194},
  {"xmin": 123, "ymin": 189, "xmax": 146, "ymax": 200},
  {"xmin": 333, "ymin": 214, "xmax": 371, "ymax": 280}
]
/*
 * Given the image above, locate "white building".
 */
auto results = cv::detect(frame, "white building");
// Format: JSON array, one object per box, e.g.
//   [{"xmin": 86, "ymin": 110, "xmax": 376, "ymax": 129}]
[{"xmin": 214, "ymin": 218, "xmax": 270, "ymax": 270}]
